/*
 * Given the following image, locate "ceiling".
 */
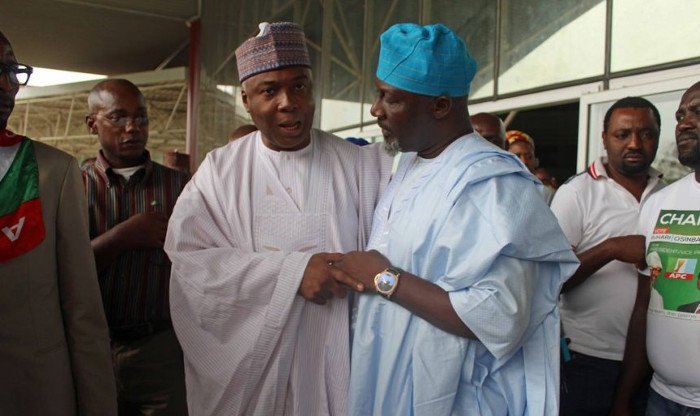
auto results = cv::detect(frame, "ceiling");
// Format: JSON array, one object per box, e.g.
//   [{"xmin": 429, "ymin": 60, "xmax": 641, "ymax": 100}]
[{"xmin": 0, "ymin": 0, "xmax": 199, "ymax": 75}]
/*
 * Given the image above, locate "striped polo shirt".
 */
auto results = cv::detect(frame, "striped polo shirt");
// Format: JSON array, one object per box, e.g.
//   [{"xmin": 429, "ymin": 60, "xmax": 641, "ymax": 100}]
[{"xmin": 81, "ymin": 150, "xmax": 189, "ymax": 328}]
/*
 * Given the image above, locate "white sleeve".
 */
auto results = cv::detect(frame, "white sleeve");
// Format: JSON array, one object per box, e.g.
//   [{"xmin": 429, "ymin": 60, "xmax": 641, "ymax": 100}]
[
  {"xmin": 550, "ymin": 183, "xmax": 583, "ymax": 249},
  {"xmin": 164, "ymin": 153, "xmax": 311, "ymax": 399}
]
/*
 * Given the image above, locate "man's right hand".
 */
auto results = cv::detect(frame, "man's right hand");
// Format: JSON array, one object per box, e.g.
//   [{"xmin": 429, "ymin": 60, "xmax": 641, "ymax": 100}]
[
  {"xmin": 91, "ymin": 211, "xmax": 169, "ymax": 272},
  {"xmin": 114, "ymin": 211, "xmax": 169, "ymax": 250},
  {"xmin": 298, "ymin": 253, "xmax": 365, "ymax": 305},
  {"xmin": 563, "ymin": 234, "xmax": 648, "ymax": 293},
  {"xmin": 610, "ymin": 235, "xmax": 646, "ymax": 268}
]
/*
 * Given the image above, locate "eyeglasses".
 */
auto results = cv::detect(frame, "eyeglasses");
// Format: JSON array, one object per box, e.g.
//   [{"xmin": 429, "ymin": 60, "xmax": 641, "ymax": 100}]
[
  {"xmin": 0, "ymin": 63, "xmax": 33, "ymax": 86},
  {"xmin": 96, "ymin": 113, "xmax": 149, "ymax": 128}
]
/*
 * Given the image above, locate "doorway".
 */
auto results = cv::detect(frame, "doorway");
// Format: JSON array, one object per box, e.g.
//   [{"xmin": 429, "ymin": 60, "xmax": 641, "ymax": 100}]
[{"xmin": 500, "ymin": 102, "xmax": 579, "ymax": 185}]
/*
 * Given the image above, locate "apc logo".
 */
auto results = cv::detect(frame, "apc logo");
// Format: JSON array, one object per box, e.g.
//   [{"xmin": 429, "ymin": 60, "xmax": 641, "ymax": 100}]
[
  {"xmin": 2, "ymin": 216, "xmax": 25, "ymax": 242},
  {"xmin": 664, "ymin": 258, "xmax": 697, "ymax": 281}
]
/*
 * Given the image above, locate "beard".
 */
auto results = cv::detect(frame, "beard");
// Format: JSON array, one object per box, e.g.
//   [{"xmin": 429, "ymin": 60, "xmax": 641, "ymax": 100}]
[
  {"xmin": 677, "ymin": 133, "xmax": 700, "ymax": 168},
  {"xmin": 678, "ymin": 145, "xmax": 700, "ymax": 167},
  {"xmin": 620, "ymin": 161, "xmax": 651, "ymax": 175},
  {"xmin": 383, "ymin": 138, "xmax": 401, "ymax": 157}
]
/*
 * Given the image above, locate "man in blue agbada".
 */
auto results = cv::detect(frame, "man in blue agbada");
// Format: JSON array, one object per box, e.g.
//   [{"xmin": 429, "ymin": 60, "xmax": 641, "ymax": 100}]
[{"xmin": 334, "ymin": 23, "xmax": 579, "ymax": 415}]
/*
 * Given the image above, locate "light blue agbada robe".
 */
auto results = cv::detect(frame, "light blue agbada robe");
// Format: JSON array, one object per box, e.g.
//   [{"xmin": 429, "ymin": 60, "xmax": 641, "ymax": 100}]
[{"xmin": 349, "ymin": 134, "xmax": 579, "ymax": 416}]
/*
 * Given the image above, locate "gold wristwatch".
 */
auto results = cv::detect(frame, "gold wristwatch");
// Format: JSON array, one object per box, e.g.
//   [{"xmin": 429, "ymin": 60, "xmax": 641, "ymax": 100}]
[{"xmin": 374, "ymin": 267, "xmax": 401, "ymax": 299}]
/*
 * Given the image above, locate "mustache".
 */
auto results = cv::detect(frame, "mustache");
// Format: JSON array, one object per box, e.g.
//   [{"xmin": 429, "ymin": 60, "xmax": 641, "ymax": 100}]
[
  {"xmin": 677, "ymin": 132, "xmax": 699, "ymax": 141},
  {"xmin": 121, "ymin": 137, "xmax": 145, "ymax": 144}
]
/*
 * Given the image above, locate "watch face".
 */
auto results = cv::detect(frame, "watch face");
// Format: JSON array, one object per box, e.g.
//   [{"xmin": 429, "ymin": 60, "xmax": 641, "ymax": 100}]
[{"xmin": 377, "ymin": 271, "xmax": 397, "ymax": 292}]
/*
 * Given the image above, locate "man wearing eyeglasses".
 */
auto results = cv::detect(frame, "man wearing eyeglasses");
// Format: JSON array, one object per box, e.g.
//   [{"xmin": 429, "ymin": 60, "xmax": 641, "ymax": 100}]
[
  {"xmin": 0, "ymin": 31, "xmax": 118, "ymax": 415},
  {"xmin": 82, "ymin": 79, "xmax": 190, "ymax": 415}
]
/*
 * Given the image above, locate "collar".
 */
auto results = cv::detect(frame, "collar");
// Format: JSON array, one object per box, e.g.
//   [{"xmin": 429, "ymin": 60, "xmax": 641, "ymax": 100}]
[
  {"xmin": 94, "ymin": 149, "xmax": 153, "ymax": 187},
  {"xmin": 587, "ymin": 156, "xmax": 663, "ymax": 181},
  {"xmin": 0, "ymin": 129, "xmax": 25, "ymax": 147}
]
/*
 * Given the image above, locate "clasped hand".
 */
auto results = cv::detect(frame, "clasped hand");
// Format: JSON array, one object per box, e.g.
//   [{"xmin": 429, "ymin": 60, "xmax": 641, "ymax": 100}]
[
  {"xmin": 298, "ymin": 250, "xmax": 391, "ymax": 305},
  {"xmin": 298, "ymin": 253, "xmax": 362, "ymax": 305}
]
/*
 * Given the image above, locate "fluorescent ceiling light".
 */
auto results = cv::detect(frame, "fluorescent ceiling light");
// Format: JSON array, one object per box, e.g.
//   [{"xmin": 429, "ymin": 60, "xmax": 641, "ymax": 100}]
[{"xmin": 27, "ymin": 67, "xmax": 106, "ymax": 87}]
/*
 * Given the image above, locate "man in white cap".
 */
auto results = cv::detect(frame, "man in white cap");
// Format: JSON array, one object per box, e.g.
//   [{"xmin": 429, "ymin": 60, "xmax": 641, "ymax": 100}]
[
  {"xmin": 333, "ymin": 23, "xmax": 578, "ymax": 415},
  {"xmin": 164, "ymin": 22, "xmax": 392, "ymax": 415}
]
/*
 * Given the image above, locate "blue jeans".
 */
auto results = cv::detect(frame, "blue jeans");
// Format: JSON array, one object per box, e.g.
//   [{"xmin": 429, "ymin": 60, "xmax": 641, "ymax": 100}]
[
  {"xmin": 646, "ymin": 388, "xmax": 700, "ymax": 416},
  {"xmin": 560, "ymin": 351, "xmax": 649, "ymax": 415}
]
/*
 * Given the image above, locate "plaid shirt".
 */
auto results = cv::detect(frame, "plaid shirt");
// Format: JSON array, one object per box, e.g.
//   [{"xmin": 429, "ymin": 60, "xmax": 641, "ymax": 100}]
[{"xmin": 81, "ymin": 150, "xmax": 189, "ymax": 328}]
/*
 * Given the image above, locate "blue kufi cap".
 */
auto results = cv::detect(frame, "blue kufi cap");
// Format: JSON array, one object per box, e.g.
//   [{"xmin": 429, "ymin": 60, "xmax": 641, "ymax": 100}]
[{"xmin": 376, "ymin": 23, "xmax": 477, "ymax": 97}]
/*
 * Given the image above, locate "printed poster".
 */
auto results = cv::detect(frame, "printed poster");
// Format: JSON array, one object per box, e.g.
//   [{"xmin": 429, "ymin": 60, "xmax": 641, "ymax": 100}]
[{"xmin": 647, "ymin": 210, "xmax": 700, "ymax": 320}]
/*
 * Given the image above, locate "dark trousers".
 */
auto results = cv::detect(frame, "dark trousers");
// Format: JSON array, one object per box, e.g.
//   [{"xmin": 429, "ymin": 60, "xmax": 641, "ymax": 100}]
[
  {"xmin": 112, "ymin": 328, "xmax": 188, "ymax": 416},
  {"xmin": 561, "ymin": 351, "xmax": 649, "ymax": 416}
]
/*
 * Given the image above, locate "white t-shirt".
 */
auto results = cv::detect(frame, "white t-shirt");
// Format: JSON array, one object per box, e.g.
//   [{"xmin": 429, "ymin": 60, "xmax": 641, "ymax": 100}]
[
  {"xmin": 0, "ymin": 142, "xmax": 21, "ymax": 182},
  {"xmin": 112, "ymin": 165, "xmax": 144, "ymax": 181},
  {"xmin": 551, "ymin": 157, "xmax": 663, "ymax": 360},
  {"xmin": 638, "ymin": 172, "xmax": 700, "ymax": 408}
]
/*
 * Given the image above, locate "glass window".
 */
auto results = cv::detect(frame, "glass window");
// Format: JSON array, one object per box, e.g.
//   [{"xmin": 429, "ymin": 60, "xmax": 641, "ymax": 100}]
[
  {"xmin": 319, "ymin": 0, "xmax": 371, "ymax": 132},
  {"xmin": 427, "ymin": 0, "xmax": 496, "ymax": 100},
  {"xmin": 611, "ymin": 0, "xmax": 700, "ymax": 73},
  {"xmin": 316, "ymin": 0, "xmax": 419, "ymax": 134},
  {"xmin": 498, "ymin": 0, "xmax": 605, "ymax": 94}
]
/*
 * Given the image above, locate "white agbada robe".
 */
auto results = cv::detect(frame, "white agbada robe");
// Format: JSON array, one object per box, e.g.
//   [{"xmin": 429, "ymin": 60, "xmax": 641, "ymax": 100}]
[{"xmin": 164, "ymin": 129, "xmax": 391, "ymax": 416}]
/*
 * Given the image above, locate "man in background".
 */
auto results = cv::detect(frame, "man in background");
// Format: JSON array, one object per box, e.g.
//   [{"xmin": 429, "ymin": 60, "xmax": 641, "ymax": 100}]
[
  {"xmin": 83, "ymin": 78, "xmax": 190, "ymax": 415},
  {"xmin": 471, "ymin": 112, "xmax": 506, "ymax": 148},
  {"xmin": 551, "ymin": 96, "xmax": 663, "ymax": 415},
  {"xmin": 535, "ymin": 166, "xmax": 558, "ymax": 190},
  {"xmin": 228, "ymin": 123, "xmax": 257, "ymax": 142}
]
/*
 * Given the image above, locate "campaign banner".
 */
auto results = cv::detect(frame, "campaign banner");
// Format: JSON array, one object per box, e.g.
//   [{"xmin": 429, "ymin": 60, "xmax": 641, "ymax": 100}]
[
  {"xmin": 647, "ymin": 210, "xmax": 700, "ymax": 318},
  {"xmin": 0, "ymin": 139, "xmax": 45, "ymax": 263}
]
